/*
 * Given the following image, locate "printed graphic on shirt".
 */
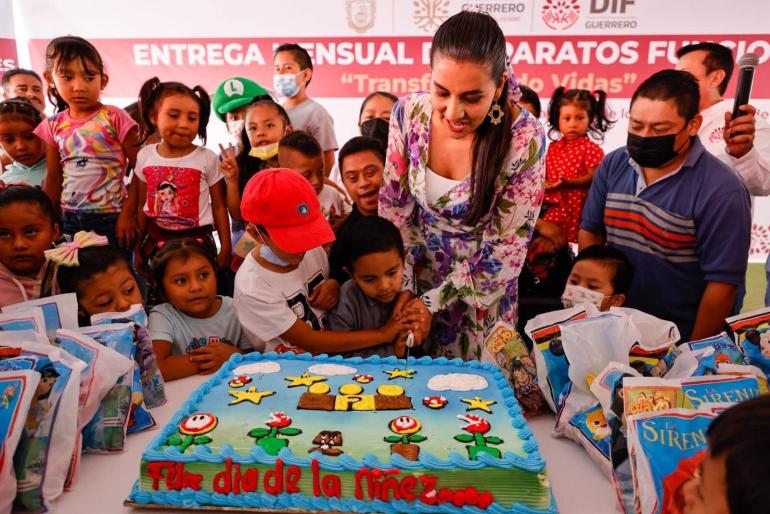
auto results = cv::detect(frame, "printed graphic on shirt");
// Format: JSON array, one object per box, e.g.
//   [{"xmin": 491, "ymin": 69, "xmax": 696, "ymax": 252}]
[
  {"xmin": 274, "ymin": 271, "xmax": 326, "ymax": 354},
  {"xmin": 709, "ymin": 127, "xmax": 724, "ymax": 144},
  {"xmin": 143, "ymin": 165, "xmax": 202, "ymax": 230},
  {"xmin": 184, "ymin": 335, "xmax": 233, "ymax": 354}
]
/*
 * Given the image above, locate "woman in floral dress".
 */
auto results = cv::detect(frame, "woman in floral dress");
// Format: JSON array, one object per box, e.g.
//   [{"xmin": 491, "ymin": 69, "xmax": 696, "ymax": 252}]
[{"xmin": 379, "ymin": 10, "xmax": 546, "ymax": 360}]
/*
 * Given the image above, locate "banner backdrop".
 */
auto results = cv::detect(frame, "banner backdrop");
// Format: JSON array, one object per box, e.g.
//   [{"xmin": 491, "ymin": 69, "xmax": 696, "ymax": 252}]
[
  {"xmin": 0, "ymin": 0, "xmax": 17, "ymax": 73},
  {"xmin": 7, "ymin": 0, "xmax": 770, "ymax": 261}
]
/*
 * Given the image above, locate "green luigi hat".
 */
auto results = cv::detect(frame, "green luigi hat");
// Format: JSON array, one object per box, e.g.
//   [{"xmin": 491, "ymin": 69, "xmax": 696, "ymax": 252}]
[{"xmin": 211, "ymin": 77, "xmax": 268, "ymax": 121}]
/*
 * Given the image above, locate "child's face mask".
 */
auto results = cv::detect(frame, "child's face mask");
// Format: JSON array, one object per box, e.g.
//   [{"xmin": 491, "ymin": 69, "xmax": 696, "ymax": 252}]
[
  {"xmin": 249, "ymin": 142, "xmax": 279, "ymax": 161},
  {"xmin": 561, "ymin": 284, "xmax": 606, "ymax": 309},
  {"xmin": 273, "ymin": 73, "xmax": 302, "ymax": 98},
  {"xmin": 226, "ymin": 119, "xmax": 244, "ymax": 138},
  {"xmin": 257, "ymin": 231, "xmax": 291, "ymax": 267}
]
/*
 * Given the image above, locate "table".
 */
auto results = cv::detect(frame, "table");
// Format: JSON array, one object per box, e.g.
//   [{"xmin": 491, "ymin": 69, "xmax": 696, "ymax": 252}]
[{"xmin": 53, "ymin": 376, "xmax": 619, "ymax": 514}]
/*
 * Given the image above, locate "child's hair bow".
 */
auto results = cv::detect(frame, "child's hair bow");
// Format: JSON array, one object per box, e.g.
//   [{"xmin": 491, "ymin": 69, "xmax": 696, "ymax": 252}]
[{"xmin": 44, "ymin": 230, "xmax": 108, "ymax": 267}]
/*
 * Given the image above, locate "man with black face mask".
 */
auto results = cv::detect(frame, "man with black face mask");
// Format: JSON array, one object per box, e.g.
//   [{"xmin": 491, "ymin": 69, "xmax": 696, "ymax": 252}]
[{"xmin": 579, "ymin": 69, "xmax": 751, "ymax": 342}]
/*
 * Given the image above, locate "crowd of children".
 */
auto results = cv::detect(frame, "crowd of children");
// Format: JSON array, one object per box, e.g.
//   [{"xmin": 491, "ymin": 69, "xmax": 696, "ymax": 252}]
[{"xmin": 0, "ymin": 20, "xmax": 768, "ymax": 514}]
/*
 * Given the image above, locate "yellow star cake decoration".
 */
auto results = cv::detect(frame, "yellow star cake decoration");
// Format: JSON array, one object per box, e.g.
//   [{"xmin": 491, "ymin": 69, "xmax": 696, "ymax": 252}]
[
  {"xmin": 461, "ymin": 396, "xmax": 497, "ymax": 413},
  {"xmin": 228, "ymin": 386, "xmax": 275, "ymax": 406},
  {"xmin": 284, "ymin": 372, "xmax": 328, "ymax": 388},
  {"xmin": 384, "ymin": 368, "xmax": 416, "ymax": 380}
]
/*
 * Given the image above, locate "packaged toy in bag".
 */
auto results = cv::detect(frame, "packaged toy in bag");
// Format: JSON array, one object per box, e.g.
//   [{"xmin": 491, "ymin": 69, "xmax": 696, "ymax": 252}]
[
  {"xmin": 3, "ymin": 293, "xmax": 78, "ymax": 340},
  {"xmin": 684, "ymin": 332, "xmax": 745, "ymax": 366},
  {"xmin": 482, "ymin": 321, "xmax": 546, "ymax": 416},
  {"xmin": 627, "ymin": 408, "xmax": 718, "ymax": 514},
  {"xmin": 524, "ymin": 305, "xmax": 597, "ymax": 412},
  {"xmin": 54, "ymin": 330, "xmax": 134, "ymax": 453},
  {"xmin": 91, "ymin": 304, "xmax": 166, "ymax": 408},
  {"xmin": 0, "ymin": 369, "xmax": 40, "ymax": 514},
  {"xmin": 567, "ymin": 403, "xmax": 612, "ymax": 476},
  {"xmin": 78, "ymin": 322, "xmax": 156, "ymax": 433},
  {"xmin": 557, "ymin": 313, "xmax": 638, "ymax": 435},
  {"xmin": 726, "ymin": 306, "xmax": 770, "ymax": 375},
  {"xmin": 0, "ymin": 341, "xmax": 83, "ymax": 512},
  {"xmin": 0, "ymin": 308, "xmax": 46, "ymax": 336}
]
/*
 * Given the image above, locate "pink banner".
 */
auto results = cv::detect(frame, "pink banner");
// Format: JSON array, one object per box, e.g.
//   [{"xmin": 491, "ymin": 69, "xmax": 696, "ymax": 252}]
[
  {"xmin": 0, "ymin": 38, "xmax": 18, "ymax": 72},
  {"xmin": 28, "ymin": 34, "xmax": 770, "ymax": 99}
]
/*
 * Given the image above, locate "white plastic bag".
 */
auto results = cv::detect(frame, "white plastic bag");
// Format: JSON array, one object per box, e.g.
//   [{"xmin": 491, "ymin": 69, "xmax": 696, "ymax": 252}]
[
  {"xmin": 3, "ymin": 293, "xmax": 78, "ymax": 340},
  {"xmin": 0, "ymin": 369, "xmax": 40, "ymax": 514},
  {"xmin": 0, "ymin": 308, "xmax": 46, "ymax": 337},
  {"xmin": 524, "ymin": 305, "xmax": 598, "ymax": 412}
]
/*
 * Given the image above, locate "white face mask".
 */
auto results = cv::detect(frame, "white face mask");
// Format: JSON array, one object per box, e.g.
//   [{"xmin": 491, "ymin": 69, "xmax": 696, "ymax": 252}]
[
  {"xmin": 226, "ymin": 119, "xmax": 244, "ymax": 138},
  {"xmin": 561, "ymin": 284, "xmax": 607, "ymax": 309}
]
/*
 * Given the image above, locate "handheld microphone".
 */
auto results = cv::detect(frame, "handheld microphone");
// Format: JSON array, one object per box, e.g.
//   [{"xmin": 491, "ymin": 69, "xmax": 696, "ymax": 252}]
[{"xmin": 732, "ymin": 53, "xmax": 759, "ymax": 119}]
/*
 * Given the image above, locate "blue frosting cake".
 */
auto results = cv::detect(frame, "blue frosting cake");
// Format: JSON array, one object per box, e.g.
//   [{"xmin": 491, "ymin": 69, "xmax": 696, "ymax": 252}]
[{"xmin": 128, "ymin": 352, "xmax": 556, "ymax": 513}]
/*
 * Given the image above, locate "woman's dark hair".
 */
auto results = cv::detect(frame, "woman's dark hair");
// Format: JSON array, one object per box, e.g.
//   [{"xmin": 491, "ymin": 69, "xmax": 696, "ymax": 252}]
[
  {"xmin": 138, "ymin": 77, "xmax": 211, "ymax": 144},
  {"xmin": 574, "ymin": 244, "xmax": 634, "ymax": 295},
  {"xmin": 0, "ymin": 97, "xmax": 44, "ymax": 129},
  {"xmin": 338, "ymin": 216, "xmax": 404, "ymax": 272},
  {"xmin": 57, "ymin": 245, "xmax": 132, "ymax": 296},
  {"xmin": 358, "ymin": 91, "xmax": 398, "ymax": 122},
  {"xmin": 44, "ymin": 36, "xmax": 105, "ymax": 113},
  {"xmin": 707, "ymin": 394, "xmax": 770, "ymax": 514},
  {"xmin": 430, "ymin": 11, "xmax": 512, "ymax": 226},
  {"xmin": 547, "ymin": 86, "xmax": 615, "ymax": 142},
  {"xmin": 518, "ymin": 85, "xmax": 541, "ymax": 118},
  {"xmin": 0, "ymin": 184, "xmax": 57, "ymax": 225},
  {"xmin": 236, "ymin": 96, "xmax": 291, "ymax": 168},
  {"xmin": 631, "ymin": 69, "xmax": 701, "ymax": 122},
  {"xmin": 149, "ymin": 238, "xmax": 217, "ymax": 298},
  {"xmin": 337, "ymin": 136, "xmax": 386, "ymax": 172}
]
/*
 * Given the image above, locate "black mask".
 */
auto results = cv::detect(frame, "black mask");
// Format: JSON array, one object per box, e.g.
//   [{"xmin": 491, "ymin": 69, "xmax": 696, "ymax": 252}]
[
  {"xmin": 360, "ymin": 118, "xmax": 389, "ymax": 146},
  {"xmin": 626, "ymin": 126, "xmax": 689, "ymax": 168}
]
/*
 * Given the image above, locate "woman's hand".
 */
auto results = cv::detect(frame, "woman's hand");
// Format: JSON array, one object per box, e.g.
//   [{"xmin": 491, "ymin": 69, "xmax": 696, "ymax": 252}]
[{"xmin": 544, "ymin": 179, "xmax": 564, "ymax": 191}]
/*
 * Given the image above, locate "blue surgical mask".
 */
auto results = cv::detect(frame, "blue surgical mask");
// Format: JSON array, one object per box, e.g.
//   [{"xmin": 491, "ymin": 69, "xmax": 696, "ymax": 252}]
[
  {"xmin": 273, "ymin": 73, "xmax": 301, "ymax": 98},
  {"xmin": 257, "ymin": 230, "xmax": 291, "ymax": 267}
]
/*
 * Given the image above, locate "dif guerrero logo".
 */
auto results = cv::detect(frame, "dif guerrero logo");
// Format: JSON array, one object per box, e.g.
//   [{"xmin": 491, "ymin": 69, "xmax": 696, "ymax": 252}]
[{"xmin": 541, "ymin": 0, "xmax": 580, "ymax": 30}]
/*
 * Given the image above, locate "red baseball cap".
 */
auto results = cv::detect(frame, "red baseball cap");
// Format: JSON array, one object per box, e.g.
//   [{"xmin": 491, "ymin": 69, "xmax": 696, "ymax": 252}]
[{"xmin": 240, "ymin": 168, "xmax": 335, "ymax": 254}]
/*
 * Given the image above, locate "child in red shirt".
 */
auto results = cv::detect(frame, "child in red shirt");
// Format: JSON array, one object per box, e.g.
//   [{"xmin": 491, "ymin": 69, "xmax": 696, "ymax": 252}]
[{"xmin": 543, "ymin": 87, "xmax": 614, "ymax": 243}]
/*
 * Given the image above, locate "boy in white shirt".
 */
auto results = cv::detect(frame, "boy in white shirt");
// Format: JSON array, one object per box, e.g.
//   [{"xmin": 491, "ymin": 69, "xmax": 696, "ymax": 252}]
[{"xmin": 233, "ymin": 168, "xmax": 422, "ymax": 354}]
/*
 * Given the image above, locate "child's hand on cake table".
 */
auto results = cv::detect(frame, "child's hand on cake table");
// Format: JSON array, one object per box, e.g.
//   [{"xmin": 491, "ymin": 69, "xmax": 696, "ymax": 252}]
[
  {"xmin": 401, "ymin": 298, "xmax": 432, "ymax": 344},
  {"xmin": 309, "ymin": 279, "xmax": 340, "ymax": 310},
  {"xmin": 189, "ymin": 343, "xmax": 243, "ymax": 374}
]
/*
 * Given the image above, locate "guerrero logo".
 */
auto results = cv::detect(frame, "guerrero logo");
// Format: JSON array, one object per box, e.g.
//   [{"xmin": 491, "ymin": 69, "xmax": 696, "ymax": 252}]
[
  {"xmin": 413, "ymin": 0, "xmax": 451, "ymax": 33},
  {"xmin": 346, "ymin": 0, "xmax": 376, "ymax": 34},
  {"xmin": 542, "ymin": 0, "xmax": 580, "ymax": 30}
]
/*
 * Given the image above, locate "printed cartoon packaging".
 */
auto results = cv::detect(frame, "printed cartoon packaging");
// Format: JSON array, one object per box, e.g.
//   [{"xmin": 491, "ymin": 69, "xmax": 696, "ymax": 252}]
[
  {"xmin": 524, "ymin": 305, "xmax": 597, "ymax": 413},
  {"xmin": 0, "ymin": 340, "xmax": 84, "ymax": 512},
  {"xmin": 78, "ymin": 322, "xmax": 156, "ymax": 433},
  {"xmin": 3, "ymin": 293, "xmax": 78, "ymax": 340},
  {"xmin": 684, "ymin": 332, "xmax": 745, "ymax": 366},
  {"xmin": 566, "ymin": 404, "xmax": 612, "ymax": 476},
  {"xmin": 626, "ymin": 408, "xmax": 717, "ymax": 514},
  {"xmin": 481, "ymin": 321, "xmax": 546, "ymax": 416},
  {"xmin": 54, "ymin": 330, "xmax": 134, "ymax": 454},
  {"xmin": 0, "ymin": 308, "xmax": 46, "ymax": 336},
  {"xmin": 726, "ymin": 306, "xmax": 770, "ymax": 376},
  {"xmin": 0, "ymin": 368, "xmax": 40, "ymax": 514},
  {"xmin": 91, "ymin": 304, "xmax": 166, "ymax": 409}
]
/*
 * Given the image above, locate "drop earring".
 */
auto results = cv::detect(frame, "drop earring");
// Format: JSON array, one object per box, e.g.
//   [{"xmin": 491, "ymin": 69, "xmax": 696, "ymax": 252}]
[{"xmin": 487, "ymin": 102, "xmax": 504, "ymax": 125}]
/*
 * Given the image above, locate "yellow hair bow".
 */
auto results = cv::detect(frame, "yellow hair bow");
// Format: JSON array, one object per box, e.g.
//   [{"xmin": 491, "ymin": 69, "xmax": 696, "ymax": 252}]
[{"xmin": 44, "ymin": 230, "xmax": 108, "ymax": 267}]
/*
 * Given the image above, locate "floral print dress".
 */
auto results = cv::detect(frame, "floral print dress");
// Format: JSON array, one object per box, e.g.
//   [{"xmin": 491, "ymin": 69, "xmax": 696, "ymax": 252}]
[{"xmin": 379, "ymin": 92, "xmax": 546, "ymax": 360}]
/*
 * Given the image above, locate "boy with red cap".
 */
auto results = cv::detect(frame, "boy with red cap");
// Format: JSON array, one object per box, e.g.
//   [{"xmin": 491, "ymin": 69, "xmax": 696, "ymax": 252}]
[{"xmin": 233, "ymin": 168, "xmax": 421, "ymax": 354}]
